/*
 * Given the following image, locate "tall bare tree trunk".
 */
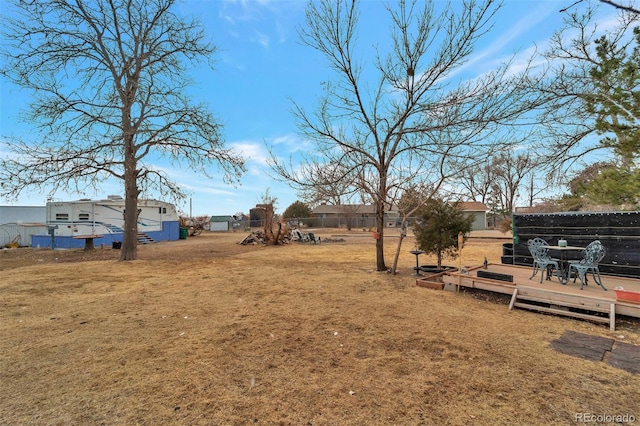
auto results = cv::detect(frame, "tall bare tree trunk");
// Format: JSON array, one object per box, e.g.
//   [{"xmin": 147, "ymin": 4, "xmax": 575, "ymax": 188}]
[
  {"xmin": 375, "ymin": 198, "xmax": 387, "ymax": 271},
  {"xmin": 121, "ymin": 132, "xmax": 138, "ymax": 261}
]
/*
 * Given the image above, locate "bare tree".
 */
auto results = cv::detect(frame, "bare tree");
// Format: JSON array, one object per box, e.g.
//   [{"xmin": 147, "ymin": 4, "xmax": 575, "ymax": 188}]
[
  {"xmin": 490, "ymin": 151, "xmax": 540, "ymax": 216},
  {"xmin": 270, "ymin": 0, "xmax": 545, "ymax": 271},
  {"xmin": 537, "ymin": 4, "xmax": 639, "ymax": 178},
  {"xmin": 0, "ymin": 0, "xmax": 245, "ymax": 260},
  {"xmin": 257, "ymin": 203, "xmax": 287, "ymax": 245},
  {"xmin": 451, "ymin": 161, "xmax": 496, "ymax": 205},
  {"xmin": 255, "ymin": 188, "xmax": 288, "ymax": 244},
  {"xmin": 258, "ymin": 188, "xmax": 279, "ymax": 213}
]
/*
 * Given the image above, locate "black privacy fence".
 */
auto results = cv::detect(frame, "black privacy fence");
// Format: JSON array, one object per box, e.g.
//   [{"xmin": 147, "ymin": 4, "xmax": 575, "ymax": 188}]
[{"xmin": 509, "ymin": 211, "xmax": 640, "ymax": 279}]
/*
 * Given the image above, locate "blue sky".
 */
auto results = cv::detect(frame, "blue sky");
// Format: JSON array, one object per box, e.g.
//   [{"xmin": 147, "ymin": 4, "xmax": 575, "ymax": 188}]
[{"xmin": 0, "ymin": 0, "xmax": 623, "ymax": 216}]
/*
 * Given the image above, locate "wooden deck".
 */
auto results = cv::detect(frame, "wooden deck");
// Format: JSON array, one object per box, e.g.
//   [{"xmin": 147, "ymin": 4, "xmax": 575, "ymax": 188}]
[{"xmin": 438, "ymin": 263, "xmax": 640, "ymax": 331}]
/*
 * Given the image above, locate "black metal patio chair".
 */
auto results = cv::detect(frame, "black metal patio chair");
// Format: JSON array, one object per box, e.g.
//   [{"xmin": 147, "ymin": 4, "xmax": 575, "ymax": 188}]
[
  {"xmin": 527, "ymin": 237, "xmax": 559, "ymax": 283},
  {"xmin": 568, "ymin": 240, "xmax": 607, "ymax": 291}
]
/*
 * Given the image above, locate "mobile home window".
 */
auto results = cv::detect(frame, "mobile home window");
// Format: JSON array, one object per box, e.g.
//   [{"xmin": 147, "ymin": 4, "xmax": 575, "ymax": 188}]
[
  {"xmin": 55, "ymin": 213, "xmax": 69, "ymax": 220},
  {"xmin": 159, "ymin": 207, "xmax": 166, "ymax": 214},
  {"xmin": 78, "ymin": 213, "xmax": 90, "ymax": 221}
]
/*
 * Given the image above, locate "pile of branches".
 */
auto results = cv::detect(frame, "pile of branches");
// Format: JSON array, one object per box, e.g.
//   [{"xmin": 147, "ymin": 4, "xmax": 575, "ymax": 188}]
[
  {"xmin": 239, "ymin": 230, "xmax": 292, "ymax": 245},
  {"xmin": 239, "ymin": 231, "xmax": 265, "ymax": 245}
]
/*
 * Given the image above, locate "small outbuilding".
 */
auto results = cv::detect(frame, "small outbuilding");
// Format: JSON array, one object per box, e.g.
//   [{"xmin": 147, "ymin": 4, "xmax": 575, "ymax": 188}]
[
  {"xmin": 209, "ymin": 216, "xmax": 233, "ymax": 232},
  {"xmin": 457, "ymin": 201, "xmax": 488, "ymax": 231},
  {"xmin": 0, "ymin": 223, "xmax": 48, "ymax": 248},
  {"xmin": 0, "ymin": 206, "xmax": 48, "ymax": 247}
]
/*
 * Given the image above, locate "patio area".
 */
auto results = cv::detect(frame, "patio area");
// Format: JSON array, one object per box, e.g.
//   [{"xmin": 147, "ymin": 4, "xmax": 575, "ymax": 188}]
[{"xmin": 424, "ymin": 263, "xmax": 640, "ymax": 331}]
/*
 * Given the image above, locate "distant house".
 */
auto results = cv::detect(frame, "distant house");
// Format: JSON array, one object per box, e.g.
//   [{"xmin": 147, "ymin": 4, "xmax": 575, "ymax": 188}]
[
  {"xmin": 312, "ymin": 204, "xmax": 399, "ymax": 229},
  {"xmin": 456, "ymin": 201, "xmax": 488, "ymax": 231},
  {"xmin": 311, "ymin": 201, "xmax": 488, "ymax": 230}
]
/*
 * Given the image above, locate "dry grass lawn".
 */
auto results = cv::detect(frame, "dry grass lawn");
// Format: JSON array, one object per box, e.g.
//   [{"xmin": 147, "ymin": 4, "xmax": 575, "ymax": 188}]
[{"xmin": 1, "ymin": 229, "xmax": 639, "ymax": 425}]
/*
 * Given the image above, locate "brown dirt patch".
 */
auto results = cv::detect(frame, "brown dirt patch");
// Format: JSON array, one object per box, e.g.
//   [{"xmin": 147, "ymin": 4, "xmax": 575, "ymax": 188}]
[{"xmin": 1, "ymin": 230, "xmax": 639, "ymax": 425}]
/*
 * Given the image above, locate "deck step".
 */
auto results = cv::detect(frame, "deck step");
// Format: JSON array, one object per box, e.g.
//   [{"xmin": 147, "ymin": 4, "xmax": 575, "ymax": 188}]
[
  {"xmin": 514, "ymin": 294, "xmax": 611, "ymax": 313},
  {"xmin": 509, "ymin": 287, "xmax": 616, "ymax": 330}
]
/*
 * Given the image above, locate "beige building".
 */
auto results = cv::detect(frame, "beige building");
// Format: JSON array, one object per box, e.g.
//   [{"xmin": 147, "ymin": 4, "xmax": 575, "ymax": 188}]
[
  {"xmin": 312, "ymin": 204, "xmax": 399, "ymax": 229},
  {"xmin": 311, "ymin": 202, "xmax": 488, "ymax": 230},
  {"xmin": 456, "ymin": 201, "xmax": 489, "ymax": 231}
]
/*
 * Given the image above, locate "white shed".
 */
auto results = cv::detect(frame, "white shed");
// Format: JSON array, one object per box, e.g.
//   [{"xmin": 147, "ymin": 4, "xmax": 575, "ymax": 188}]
[
  {"xmin": 0, "ymin": 223, "xmax": 48, "ymax": 247},
  {"xmin": 0, "ymin": 206, "xmax": 47, "ymax": 247},
  {"xmin": 209, "ymin": 216, "xmax": 232, "ymax": 231}
]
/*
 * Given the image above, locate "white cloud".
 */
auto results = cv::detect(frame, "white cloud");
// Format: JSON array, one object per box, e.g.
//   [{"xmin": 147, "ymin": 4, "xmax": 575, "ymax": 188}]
[
  {"xmin": 450, "ymin": 4, "xmax": 555, "ymax": 80},
  {"xmin": 180, "ymin": 181, "xmax": 237, "ymax": 196},
  {"xmin": 268, "ymin": 133, "xmax": 313, "ymax": 153},
  {"xmin": 231, "ymin": 140, "xmax": 269, "ymax": 165},
  {"xmin": 216, "ymin": 0, "xmax": 303, "ymax": 48},
  {"xmin": 223, "ymin": 14, "xmax": 236, "ymax": 26},
  {"xmin": 253, "ymin": 30, "xmax": 270, "ymax": 48}
]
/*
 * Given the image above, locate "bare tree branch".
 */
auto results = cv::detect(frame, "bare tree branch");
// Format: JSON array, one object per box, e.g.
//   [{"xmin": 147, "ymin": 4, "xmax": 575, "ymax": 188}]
[{"xmin": 561, "ymin": 0, "xmax": 640, "ymax": 14}]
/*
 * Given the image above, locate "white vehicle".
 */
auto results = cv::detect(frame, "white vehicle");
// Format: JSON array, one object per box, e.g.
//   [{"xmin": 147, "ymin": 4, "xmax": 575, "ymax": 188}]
[{"xmin": 33, "ymin": 196, "xmax": 180, "ymax": 249}]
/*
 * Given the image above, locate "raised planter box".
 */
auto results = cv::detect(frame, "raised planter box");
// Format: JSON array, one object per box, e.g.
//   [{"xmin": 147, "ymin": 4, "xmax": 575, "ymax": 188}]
[
  {"xmin": 416, "ymin": 267, "xmax": 457, "ymax": 290},
  {"xmin": 416, "ymin": 277, "xmax": 445, "ymax": 290},
  {"xmin": 615, "ymin": 288, "xmax": 640, "ymax": 304}
]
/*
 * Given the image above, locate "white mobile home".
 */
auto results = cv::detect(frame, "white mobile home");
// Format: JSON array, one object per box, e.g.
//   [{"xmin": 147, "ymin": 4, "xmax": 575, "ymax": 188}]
[{"xmin": 31, "ymin": 196, "xmax": 180, "ymax": 249}]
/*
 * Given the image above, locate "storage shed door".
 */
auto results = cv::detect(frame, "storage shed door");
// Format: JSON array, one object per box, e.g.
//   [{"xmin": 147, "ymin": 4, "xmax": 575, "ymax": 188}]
[{"xmin": 210, "ymin": 221, "xmax": 229, "ymax": 231}]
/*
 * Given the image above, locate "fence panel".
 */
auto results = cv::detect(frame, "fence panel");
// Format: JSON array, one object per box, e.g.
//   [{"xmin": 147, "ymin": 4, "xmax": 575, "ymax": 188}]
[{"xmin": 512, "ymin": 211, "xmax": 640, "ymax": 278}]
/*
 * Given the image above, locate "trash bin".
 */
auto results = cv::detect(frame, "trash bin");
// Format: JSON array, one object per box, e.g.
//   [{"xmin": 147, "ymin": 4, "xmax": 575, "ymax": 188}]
[{"xmin": 179, "ymin": 227, "xmax": 188, "ymax": 240}]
